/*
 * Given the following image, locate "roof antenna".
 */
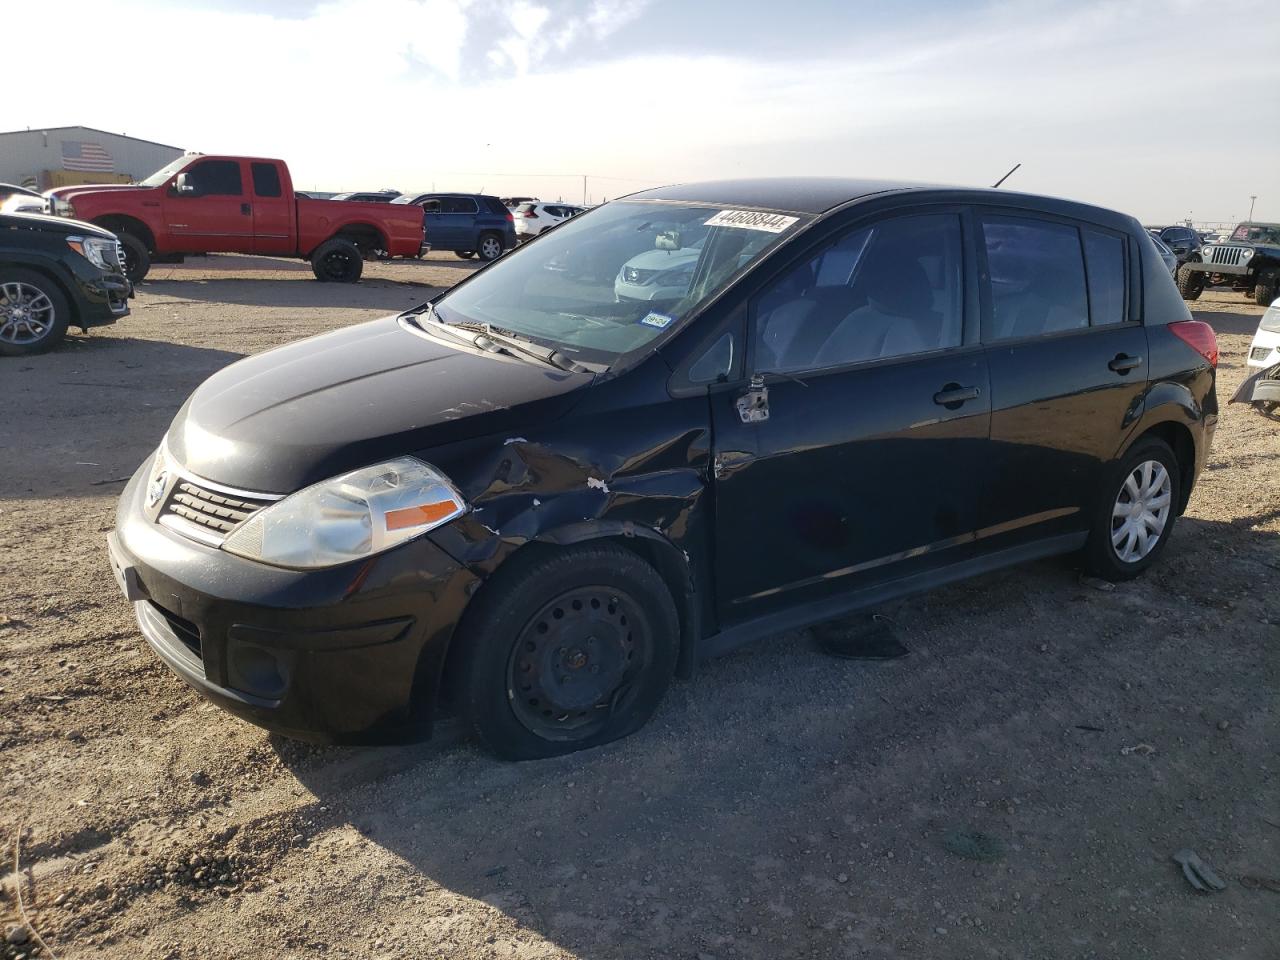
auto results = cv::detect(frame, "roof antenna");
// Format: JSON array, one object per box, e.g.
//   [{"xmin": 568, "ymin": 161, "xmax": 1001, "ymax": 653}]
[{"xmin": 992, "ymin": 163, "xmax": 1021, "ymax": 189}]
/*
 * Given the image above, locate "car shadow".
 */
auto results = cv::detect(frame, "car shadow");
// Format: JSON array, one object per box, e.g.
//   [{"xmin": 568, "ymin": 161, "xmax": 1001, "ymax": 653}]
[
  {"xmin": 0, "ymin": 336, "xmax": 244, "ymax": 500},
  {"xmin": 273, "ymin": 509, "xmax": 1279, "ymax": 958},
  {"xmin": 1191, "ymin": 308, "xmax": 1264, "ymax": 337}
]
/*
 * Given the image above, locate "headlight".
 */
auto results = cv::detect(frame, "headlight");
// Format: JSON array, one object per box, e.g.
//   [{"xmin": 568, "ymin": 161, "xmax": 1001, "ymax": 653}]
[
  {"xmin": 1240, "ymin": 248, "xmax": 1254, "ymax": 261},
  {"xmin": 66, "ymin": 236, "xmax": 118, "ymax": 271},
  {"xmin": 52, "ymin": 197, "xmax": 75, "ymax": 218},
  {"xmin": 222, "ymin": 457, "xmax": 466, "ymax": 569},
  {"xmin": 654, "ymin": 268, "xmax": 693, "ymax": 288}
]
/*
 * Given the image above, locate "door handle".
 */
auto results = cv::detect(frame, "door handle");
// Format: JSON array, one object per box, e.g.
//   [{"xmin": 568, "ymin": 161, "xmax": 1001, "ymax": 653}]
[
  {"xmin": 1108, "ymin": 353, "xmax": 1143, "ymax": 373},
  {"xmin": 240, "ymin": 203, "xmax": 251, "ymax": 215},
  {"xmin": 933, "ymin": 384, "xmax": 980, "ymax": 407}
]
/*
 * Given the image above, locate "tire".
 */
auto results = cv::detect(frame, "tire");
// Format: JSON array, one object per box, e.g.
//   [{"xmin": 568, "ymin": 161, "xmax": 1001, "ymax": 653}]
[
  {"xmin": 1176, "ymin": 264, "xmax": 1204, "ymax": 301},
  {"xmin": 455, "ymin": 251, "xmax": 476, "ymax": 260},
  {"xmin": 1252, "ymin": 273, "xmax": 1276, "ymax": 306},
  {"xmin": 118, "ymin": 232, "xmax": 151, "ymax": 284},
  {"xmin": 309, "ymin": 238, "xmax": 363, "ymax": 283},
  {"xmin": 0, "ymin": 269, "xmax": 71, "ymax": 357},
  {"xmin": 1082, "ymin": 437, "xmax": 1181, "ymax": 581},
  {"xmin": 477, "ymin": 233, "xmax": 504, "ymax": 262},
  {"xmin": 455, "ymin": 544, "xmax": 679, "ymax": 760}
]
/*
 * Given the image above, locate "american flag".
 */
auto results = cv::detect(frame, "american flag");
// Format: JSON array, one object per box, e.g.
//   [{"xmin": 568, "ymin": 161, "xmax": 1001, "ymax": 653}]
[{"xmin": 61, "ymin": 141, "xmax": 114, "ymax": 172}]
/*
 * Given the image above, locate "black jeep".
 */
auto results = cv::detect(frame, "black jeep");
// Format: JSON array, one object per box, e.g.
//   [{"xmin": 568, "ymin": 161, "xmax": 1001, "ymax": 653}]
[{"xmin": 1177, "ymin": 221, "xmax": 1280, "ymax": 305}]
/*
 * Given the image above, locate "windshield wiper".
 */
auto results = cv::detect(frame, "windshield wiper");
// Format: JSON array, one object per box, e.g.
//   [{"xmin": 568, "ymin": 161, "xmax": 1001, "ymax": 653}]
[{"xmin": 430, "ymin": 316, "xmax": 591, "ymax": 373}]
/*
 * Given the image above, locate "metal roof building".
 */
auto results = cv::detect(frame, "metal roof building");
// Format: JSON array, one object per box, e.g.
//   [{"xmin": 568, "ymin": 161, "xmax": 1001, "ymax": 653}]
[{"xmin": 0, "ymin": 126, "xmax": 185, "ymax": 190}]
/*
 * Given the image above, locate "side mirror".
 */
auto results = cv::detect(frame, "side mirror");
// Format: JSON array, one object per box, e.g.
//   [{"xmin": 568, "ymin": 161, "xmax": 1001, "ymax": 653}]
[{"xmin": 174, "ymin": 173, "xmax": 196, "ymax": 196}]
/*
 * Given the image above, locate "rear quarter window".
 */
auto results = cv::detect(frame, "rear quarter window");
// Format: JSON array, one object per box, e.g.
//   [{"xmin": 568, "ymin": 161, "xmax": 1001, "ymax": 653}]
[
  {"xmin": 1082, "ymin": 229, "xmax": 1127, "ymax": 326},
  {"xmin": 251, "ymin": 163, "xmax": 282, "ymax": 198}
]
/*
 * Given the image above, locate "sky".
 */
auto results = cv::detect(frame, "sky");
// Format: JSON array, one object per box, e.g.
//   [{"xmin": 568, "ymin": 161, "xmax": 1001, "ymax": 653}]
[{"xmin": 3, "ymin": 0, "xmax": 1278, "ymax": 224}]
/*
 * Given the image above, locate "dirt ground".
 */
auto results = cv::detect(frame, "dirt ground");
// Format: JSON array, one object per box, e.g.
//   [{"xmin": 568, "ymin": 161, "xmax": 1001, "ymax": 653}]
[{"xmin": 1, "ymin": 257, "xmax": 1277, "ymax": 960}]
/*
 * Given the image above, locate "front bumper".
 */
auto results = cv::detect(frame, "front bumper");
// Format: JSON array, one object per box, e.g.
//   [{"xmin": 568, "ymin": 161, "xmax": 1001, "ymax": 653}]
[
  {"xmin": 75, "ymin": 271, "xmax": 131, "ymax": 328},
  {"xmin": 108, "ymin": 458, "xmax": 479, "ymax": 743},
  {"xmin": 1247, "ymin": 328, "xmax": 1280, "ymax": 368},
  {"xmin": 1182, "ymin": 260, "xmax": 1250, "ymax": 277}
]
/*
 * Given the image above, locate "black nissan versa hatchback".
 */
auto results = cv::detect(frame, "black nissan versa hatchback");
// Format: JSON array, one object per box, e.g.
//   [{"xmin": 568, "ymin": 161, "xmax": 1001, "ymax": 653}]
[{"xmin": 107, "ymin": 179, "xmax": 1218, "ymax": 759}]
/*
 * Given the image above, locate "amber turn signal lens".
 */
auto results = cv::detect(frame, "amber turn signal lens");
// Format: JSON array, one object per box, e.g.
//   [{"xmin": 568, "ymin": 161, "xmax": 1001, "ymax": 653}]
[{"xmin": 385, "ymin": 501, "xmax": 459, "ymax": 531}]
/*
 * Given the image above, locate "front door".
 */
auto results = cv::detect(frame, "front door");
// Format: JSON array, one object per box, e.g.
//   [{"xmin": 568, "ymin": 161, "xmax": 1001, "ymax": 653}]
[
  {"xmin": 711, "ymin": 211, "xmax": 991, "ymax": 624},
  {"xmin": 974, "ymin": 212, "xmax": 1149, "ymax": 547},
  {"xmin": 162, "ymin": 158, "xmax": 253, "ymax": 253}
]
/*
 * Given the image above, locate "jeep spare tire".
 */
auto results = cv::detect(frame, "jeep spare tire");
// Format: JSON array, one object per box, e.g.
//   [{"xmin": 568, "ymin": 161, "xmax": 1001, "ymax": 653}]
[{"xmin": 310, "ymin": 238, "xmax": 363, "ymax": 283}]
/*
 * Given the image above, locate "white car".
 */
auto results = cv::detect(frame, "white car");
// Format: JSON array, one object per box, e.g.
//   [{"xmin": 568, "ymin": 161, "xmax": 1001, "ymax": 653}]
[
  {"xmin": 514, "ymin": 201, "xmax": 584, "ymax": 240},
  {"xmin": 614, "ymin": 232, "xmax": 705, "ymax": 302},
  {"xmin": 1248, "ymin": 297, "xmax": 1280, "ymax": 369},
  {"xmin": 1, "ymin": 189, "xmax": 46, "ymax": 215}
]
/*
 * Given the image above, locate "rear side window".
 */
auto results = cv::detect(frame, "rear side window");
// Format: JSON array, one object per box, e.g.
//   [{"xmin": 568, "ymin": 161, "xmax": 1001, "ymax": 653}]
[
  {"xmin": 187, "ymin": 160, "xmax": 243, "ymax": 196},
  {"xmin": 251, "ymin": 163, "xmax": 282, "ymax": 198},
  {"xmin": 982, "ymin": 217, "xmax": 1087, "ymax": 340},
  {"xmin": 483, "ymin": 197, "xmax": 510, "ymax": 215},
  {"xmin": 1082, "ymin": 229, "xmax": 1126, "ymax": 326},
  {"xmin": 441, "ymin": 196, "xmax": 478, "ymax": 215}
]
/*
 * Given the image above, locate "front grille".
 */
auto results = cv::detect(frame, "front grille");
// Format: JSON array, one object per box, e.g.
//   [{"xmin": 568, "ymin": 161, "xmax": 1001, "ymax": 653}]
[
  {"xmin": 161, "ymin": 480, "xmax": 274, "ymax": 541},
  {"xmin": 1206, "ymin": 245, "xmax": 1249, "ymax": 266},
  {"xmin": 111, "ymin": 241, "xmax": 127, "ymax": 274},
  {"xmin": 1253, "ymin": 346, "xmax": 1275, "ymax": 362}
]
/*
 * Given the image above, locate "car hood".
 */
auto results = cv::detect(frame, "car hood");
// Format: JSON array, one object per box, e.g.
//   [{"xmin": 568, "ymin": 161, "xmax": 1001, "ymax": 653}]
[
  {"xmin": 48, "ymin": 183, "xmax": 149, "ymax": 200},
  {"xmin": 166, "ymin": 315, "xmax": 595, "ymax": 493},
  {"xmin": 0, "ymin": 211, "xmax": 117, "ymax": 239},
  {"xmin": 622, "ymin": 247, "xmax": 701, "ymax": 272}
]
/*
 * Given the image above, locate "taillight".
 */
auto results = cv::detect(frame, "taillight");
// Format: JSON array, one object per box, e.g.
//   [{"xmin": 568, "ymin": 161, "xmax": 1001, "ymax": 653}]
[
  {"xmin": 505, "ymin": 212, "xmax": 514, "ymax": 222},
  {"xmin": 1169, "ymin": 320, "xmax": 1218, "ymax": 367}
]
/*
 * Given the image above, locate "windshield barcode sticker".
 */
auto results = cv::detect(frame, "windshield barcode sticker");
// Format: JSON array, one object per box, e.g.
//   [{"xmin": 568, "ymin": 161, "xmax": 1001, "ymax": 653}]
[{"xmin": 704, "ymin": 210, "xmax": 799, "ymax": 233}]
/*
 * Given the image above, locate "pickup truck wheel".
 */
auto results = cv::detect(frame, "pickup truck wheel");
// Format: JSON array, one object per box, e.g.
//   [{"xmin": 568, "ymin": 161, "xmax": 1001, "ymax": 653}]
[
  {"xmin": 0, "ymin": 270, "xmax": 71, "ymax": 357},
  {"xmin": 455, "ymin": 251, "xmax": 476, "ymax": 260},
  {"xmin": 118, "ymin": 233, "xmax": 151, "ymax": 284},
  {"xmin": 310, "ymin": 238, "xmax": 363, "ymax": 283},
  {"xmin": 477, "ymin": 233, "xmax": 504, "ymax": 262},
  {"xmin": 1176, "ymin": 264, "xmax": 1204, "ymax": 301}
]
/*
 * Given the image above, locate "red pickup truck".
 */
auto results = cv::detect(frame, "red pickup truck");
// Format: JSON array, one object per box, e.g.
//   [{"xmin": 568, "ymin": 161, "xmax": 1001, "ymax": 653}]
[{"xmin": 46, "ymin": 156, "xmax": 427, "ymax": 284}]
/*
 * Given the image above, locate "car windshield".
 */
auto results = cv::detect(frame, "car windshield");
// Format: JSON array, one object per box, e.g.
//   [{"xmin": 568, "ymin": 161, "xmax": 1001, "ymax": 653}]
[
  {"xmin": 427, "ymin": 200, "xmax": 809, "ymax": 364},
  {"xmin": 137, "ymin": 157, "xmax": 193, "ymax": 187},
  {"xmin": 1231, "ymin": 223, "xmax": 1280, "ymax": 244}
]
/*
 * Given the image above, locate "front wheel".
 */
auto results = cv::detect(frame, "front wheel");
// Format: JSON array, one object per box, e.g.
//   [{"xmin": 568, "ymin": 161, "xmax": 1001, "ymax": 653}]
[
  {"xmin": 477, "ymin": 233, "xmax": 504, "ymax": 262},
  {"xmin": 455, "ymin": 544, "xmax": 679, "ymax": 760},
  {"xmin": 1176, "ymin": 265, "xmax": 1204, "ymax": 301},
  {"xmin": 309, "ymin": 238, "xmax": 363, "ymax": 283},
  {"xmin": 1082, "ymin": 438, "xmax": 1181, "ymax": 581},
  {"xmin": 1253, "ymin": 272, "xmax": 1277, "ymax": 306},
  {"xmin": 118, "ymin": 232, "xmax": 151, "ymax": 284},
  {"xmin": 0, "ymin": 270, "xmax": 71, "ymax": 357}
]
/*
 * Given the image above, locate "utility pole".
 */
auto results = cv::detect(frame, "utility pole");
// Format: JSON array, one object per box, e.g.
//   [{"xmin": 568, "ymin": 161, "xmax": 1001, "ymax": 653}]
[
  {"xmin": 582, "ymin": 175, "xmax": 587, "ymax": 206},
  {"xmin": 1249, "ymin": 195, "xmax": 1257, "ymax": 222}
]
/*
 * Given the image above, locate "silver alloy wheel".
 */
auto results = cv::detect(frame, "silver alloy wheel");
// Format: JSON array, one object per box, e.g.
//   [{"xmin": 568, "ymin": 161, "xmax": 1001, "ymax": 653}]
[
  {"xmin": 1110, "ymin": 459, "xmax": 1172, "ymax": 563},
  {"xmin": 480, "ymin": 236, "xmax": 502, "ymax": 260},
  {"xmin": 0, "ymin": 281, "xmax": 56, "ymax": 345}
]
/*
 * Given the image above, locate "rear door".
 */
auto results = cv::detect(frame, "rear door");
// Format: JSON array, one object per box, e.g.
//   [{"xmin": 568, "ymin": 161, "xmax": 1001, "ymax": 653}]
[
  {"xmin": 711, "ymin": 209, "xmax": 991, "ymax": 623},
  {"xmin": 250, "ymin": 162, "xmax": 293, "ymax": 255},
  {"xmin": 440, "ymin": 196, "xmax": 480, "ymax": 247},
  {"xmin": 975, "ymin": 211, "xmax": 1147, "ymax": 548},
  {"xmin": 162, "ymin": 159, "xmax": 253, "ymax": 252}
]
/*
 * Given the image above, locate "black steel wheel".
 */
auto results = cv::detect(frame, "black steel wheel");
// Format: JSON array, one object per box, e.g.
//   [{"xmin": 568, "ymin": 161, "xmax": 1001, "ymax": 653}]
[
  {"xmin": 118, "ymin": 232, "xmax": 151, "ymax": 284},
  {"xmin": 309, "ymin": 238, "xmax": 364, "ymax": 283},
  {"xmin": 454, "ymin": 543, "xmax": 679, "ymax": 760}
]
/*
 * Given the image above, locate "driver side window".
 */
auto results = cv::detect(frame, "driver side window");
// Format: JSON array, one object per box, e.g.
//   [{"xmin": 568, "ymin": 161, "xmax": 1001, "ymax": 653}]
[
  {"xmin": 752, "ymin": 214, "xmax": 964, "ymax": 373},
  {"xmin": 185, "ymin": 160, "xmax": 243, "ymax": 196}
]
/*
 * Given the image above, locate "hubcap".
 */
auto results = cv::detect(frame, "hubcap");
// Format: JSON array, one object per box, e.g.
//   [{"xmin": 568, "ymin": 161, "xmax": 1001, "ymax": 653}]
[
  {"xmin": 506, "ymin": 586, "xmax": 649, "ymax": 741},
  {"xmin": 0, "ymin": 281, "xmax": 55, "ymax": 345},
  {"xmin": 1110, "ymin": 459, "xmax": 1172, "ymax": 563},
  {"xmin": 482, "ymin": 238, "xmax": 501, "ymax": 259}
]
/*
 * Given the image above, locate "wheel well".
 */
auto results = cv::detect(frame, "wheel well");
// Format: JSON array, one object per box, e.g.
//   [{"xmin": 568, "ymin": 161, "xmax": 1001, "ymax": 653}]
[
  {"xmin": 1134, "ymin": 421, "xmax": 1196, "ymax": 513},
  {"xmin": 333, "ymin": 223, "xmax": 387, "ymax": 255},
  {"xmin": 93, "ymin": 215, "xmax": 154, "ymax": 251},
  {"xmin": 430, "ymin": 534, "xmax": 698, "ymax": 714},
  {"xmin": 0, "ymin": 261, "xmax": 78, "ymax": 327}
]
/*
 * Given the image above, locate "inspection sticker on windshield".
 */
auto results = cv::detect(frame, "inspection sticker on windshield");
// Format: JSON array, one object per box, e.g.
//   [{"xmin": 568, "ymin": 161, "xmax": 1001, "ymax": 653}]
[
  {"xmin": 704, "ymin": 210, "xmax": 799, "ymax": 233},
  {"xmin": 640, "ymin": 312, "xmax": 674, "ymax": 329}
]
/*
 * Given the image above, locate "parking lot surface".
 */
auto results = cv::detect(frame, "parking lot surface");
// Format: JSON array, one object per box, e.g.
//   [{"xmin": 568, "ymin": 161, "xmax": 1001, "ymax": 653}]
[{"xmin": 1, "ymin": 258, "xmax": 1277, "ymax": 959}]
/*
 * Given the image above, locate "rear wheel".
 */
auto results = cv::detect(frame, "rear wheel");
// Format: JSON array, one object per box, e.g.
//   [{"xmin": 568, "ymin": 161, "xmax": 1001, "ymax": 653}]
[
  {"xmin": 118, "ymin": 232, "xmax": 151, "ymax": 283},
  {"xmin": 455, "ymin": 544, "xmax": 679, "ymax": 760},
  {"xmin": 455, "ymin": 251, "xmax": 475, "ymax": 260},
  {"xmin": 1082, "ymin": 437, "xmax": 1181, "ymax": 581},
  {"xmin": 477, "ymin": 233, "xmax": 504, "ymax": 262},
  {"xmin": 0, "ymin": 269, "xmax": 71, "ymax": 357},
  {"xmin": 1176, "ymin": 265, "xmax": 1204, "ymax": 301},
  {"xmin": 309, "ymin": 238, "xmax": 363, "ymax": 283}
]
